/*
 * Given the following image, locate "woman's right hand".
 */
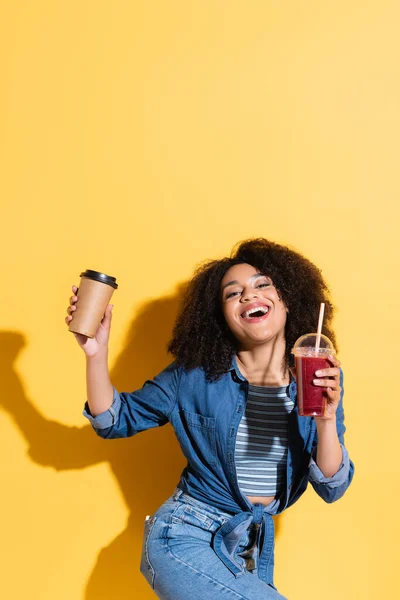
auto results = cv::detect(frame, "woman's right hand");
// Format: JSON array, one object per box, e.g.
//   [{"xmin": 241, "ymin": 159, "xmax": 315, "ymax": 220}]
[{"xmin": 65, "ymin": 285, "xmax": 113, "ymax": 358}]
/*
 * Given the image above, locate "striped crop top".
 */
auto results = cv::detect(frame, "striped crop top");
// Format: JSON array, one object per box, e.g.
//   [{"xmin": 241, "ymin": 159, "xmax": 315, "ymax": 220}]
[{"xmin": 234, "ymin": 384, "xmax": 295, "ymax": 497}]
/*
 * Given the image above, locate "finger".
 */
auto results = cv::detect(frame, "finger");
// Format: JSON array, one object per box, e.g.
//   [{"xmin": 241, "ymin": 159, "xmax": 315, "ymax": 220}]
[
  {"xmin": 327, "ymin": 354, "xmax": 340, "ymax": 368},
  {"xmin": 69, "ymin": 295, "xmax": 78, "ymax": 305},
  {"xmin": 104, "ymin": 304, "xmax": 113, "ymax": 317},
  {"xmin": 67, "ymin": 305, "xmax": 77, "ymax": 315},
  {"xmin": 65, "ymin": 315, "xmax": 73, "ymax": 323},
  {"xmin": 72, "ymin": 285, "xmax": 78, "ymax": 293},
  {"xmin": 314, "ymin": 367, "xmax": 340, "ymax": 378},
  {"xmin": 100, "ymin": 304, "xmax": 113, "ymax": 329},
  {"xmin": 313, "ymin": 378, "xmax": 341, "ymax": 390}
]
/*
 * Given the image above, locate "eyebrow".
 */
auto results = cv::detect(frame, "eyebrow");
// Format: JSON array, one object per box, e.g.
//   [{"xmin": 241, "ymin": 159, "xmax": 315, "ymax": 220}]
[{"xmin": 221, "ymin": 273, "xmax": 266, "ymax": 291}]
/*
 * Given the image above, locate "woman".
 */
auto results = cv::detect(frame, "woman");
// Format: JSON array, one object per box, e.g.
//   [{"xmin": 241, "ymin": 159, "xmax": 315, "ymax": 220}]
[{"xmin": 65, "ymin": 238, "xmax": 354, "ymax": 600}]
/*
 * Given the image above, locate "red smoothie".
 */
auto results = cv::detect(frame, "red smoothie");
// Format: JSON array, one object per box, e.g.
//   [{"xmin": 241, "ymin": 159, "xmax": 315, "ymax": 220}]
[{"xmin": 295, "ymin": 355, "xmax": 331, "ymax": 416}]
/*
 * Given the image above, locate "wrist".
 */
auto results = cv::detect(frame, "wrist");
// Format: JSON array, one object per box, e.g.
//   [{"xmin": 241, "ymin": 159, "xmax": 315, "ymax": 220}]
[
  {"xmin": 86, "ymin": 350, "xmax": 108, "ymax": 364},
  {"xmin": 315, "ymin": 415, "xmax": 337, "ymax": 432}
]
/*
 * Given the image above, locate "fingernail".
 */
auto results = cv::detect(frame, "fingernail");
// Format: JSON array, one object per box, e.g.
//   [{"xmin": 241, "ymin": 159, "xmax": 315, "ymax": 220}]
[
  {"xmin": 315, "ymin": 370, "xmax": 323, "ymax": 376},
  {"xmin": 313, "ymin": 379, "xmax": 321, "ymax": 385}
]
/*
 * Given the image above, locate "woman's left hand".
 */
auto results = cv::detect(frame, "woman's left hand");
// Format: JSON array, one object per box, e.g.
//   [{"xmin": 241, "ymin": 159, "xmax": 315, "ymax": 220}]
[{"xmin": 312, "ymin": 354, "xmax": 341, "ymax": 421}]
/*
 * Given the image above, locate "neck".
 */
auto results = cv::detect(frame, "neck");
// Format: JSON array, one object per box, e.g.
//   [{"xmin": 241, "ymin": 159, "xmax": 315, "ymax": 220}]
[{"xmin": 236, "ymin": 337, "xmax": 289, "ymax": 387}]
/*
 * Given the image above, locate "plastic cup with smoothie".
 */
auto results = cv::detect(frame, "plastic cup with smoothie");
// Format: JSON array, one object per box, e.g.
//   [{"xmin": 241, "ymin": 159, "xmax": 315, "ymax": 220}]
[
  {"xmin": 291, "ymin": 333, "xmax": 335, "ymax": 417},
  {"xmin": 68, "ymin": 269, "xmax": 118, "ymax": 338}
]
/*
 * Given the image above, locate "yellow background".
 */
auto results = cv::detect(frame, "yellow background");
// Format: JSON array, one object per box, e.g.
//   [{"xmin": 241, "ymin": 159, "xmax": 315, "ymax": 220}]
[{"xmin": 1, "ymin": 1, "xmax": 398, "ymax": 599}]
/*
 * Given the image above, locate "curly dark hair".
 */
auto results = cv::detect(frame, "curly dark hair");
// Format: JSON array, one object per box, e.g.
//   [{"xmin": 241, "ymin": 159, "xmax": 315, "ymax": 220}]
[{"xmin": 168, "ymin": 238, "xmax": 337, "ymax": 381}]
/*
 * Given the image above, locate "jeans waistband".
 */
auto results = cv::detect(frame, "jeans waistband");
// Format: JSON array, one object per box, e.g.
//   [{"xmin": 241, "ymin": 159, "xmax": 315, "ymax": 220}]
[{"xmin": 172, "ymin": 487, "xmax": 234, "ymax": 525}]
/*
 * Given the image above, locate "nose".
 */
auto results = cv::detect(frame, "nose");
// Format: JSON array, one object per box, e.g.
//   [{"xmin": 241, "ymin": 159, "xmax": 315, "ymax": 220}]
[{"xmin": 241, "ymin": 288, "xmax": 259, "ymax": 302}]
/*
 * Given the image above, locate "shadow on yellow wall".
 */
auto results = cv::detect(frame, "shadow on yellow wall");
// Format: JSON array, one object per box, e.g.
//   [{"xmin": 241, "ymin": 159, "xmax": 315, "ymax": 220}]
[{"xmin": 1, "ymin": 284, "xmax": 282, "ymax": 598}]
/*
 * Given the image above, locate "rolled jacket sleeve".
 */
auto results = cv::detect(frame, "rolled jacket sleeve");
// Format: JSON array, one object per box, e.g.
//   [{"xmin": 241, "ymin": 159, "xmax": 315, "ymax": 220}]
[
  {"xmin": 308, "ymin": 443, "xmax": 350, "ymax": 488},
  {"xmin": 83, "ymin": 387, "xmax": 121, "ymax": 430}
]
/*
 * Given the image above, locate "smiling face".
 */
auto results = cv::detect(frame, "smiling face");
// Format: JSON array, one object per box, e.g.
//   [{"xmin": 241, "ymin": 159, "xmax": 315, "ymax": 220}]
[{"xmin": 220, "ymin": 263, "xmax": 288, "ymax": 349}]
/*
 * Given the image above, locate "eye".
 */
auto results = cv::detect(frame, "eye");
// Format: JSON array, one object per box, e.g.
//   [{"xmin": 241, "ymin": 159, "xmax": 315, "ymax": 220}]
[
  {"xmin": 225, "ymin": 290, "xmax": 240, "ymax": 299},
  {"xmin": 257, "ymin": 283, "xmax": 271, "ymax": 288}
]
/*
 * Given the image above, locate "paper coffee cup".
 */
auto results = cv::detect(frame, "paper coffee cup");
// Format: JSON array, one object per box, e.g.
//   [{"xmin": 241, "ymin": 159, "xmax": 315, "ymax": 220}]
[{"xmin": 68, "ymin": 270, "xmax": 118, "ymax": 338}]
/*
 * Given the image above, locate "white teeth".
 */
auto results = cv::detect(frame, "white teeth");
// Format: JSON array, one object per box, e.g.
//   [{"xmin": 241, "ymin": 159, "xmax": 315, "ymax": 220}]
[{"xmin": 242, "ymin": 306, "xmax": 269, "ymax": 318}]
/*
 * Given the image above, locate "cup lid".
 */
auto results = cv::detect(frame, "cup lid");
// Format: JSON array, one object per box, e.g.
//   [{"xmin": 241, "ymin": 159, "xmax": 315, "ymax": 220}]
[
  {"xmin": 80, "ymin": 270, "xmax": 118, "ymax": 289},
  {"xmin": 291, "ymin": 333, "xmax": 335, "ymax": 357}
]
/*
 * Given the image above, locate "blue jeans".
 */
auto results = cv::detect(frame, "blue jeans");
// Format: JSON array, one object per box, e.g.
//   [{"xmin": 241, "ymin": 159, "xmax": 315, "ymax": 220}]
[{"xmin": 140, "ymin": 489, "xmax": 288, "ymax": 600}]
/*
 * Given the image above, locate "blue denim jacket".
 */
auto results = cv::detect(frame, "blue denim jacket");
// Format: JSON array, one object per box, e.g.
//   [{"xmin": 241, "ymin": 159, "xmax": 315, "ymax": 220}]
[{"xmin": 84, "ymin": 358, "xmax": 354, "ymax": 587}]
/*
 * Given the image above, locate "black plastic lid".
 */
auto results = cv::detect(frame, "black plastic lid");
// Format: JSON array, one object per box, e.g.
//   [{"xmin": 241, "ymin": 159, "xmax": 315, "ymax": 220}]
[{"xmin": 80, "ymin": 270, "xmax": 118, "ymax": 289}]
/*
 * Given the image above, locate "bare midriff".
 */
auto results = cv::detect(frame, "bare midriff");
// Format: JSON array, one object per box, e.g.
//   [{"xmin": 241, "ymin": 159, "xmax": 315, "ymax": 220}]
[{"xmin": 247, "ymin": 495, "xmax": 275, "ymax": 506}]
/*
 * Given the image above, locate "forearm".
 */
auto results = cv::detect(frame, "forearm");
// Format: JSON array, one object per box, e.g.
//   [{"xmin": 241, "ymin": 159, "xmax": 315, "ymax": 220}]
[
  {"xmin": 315, "ymin": 418, "xmax": 343, "ymax": 477},
  {"xmin": 86, "ymin": 352, "xmax": 114, "ymax": 416}
]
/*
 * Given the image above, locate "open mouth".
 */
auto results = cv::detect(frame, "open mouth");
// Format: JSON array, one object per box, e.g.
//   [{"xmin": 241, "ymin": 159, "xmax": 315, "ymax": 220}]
[{"xmin": 240, "ymin": 306, "xmax": 270, "ymax": 320}]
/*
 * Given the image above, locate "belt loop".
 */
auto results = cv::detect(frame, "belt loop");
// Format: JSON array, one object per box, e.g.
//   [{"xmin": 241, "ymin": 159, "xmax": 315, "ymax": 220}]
[{"xmin": 173, "ymin": 488, "xmax": 183, "ymax": 501}]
